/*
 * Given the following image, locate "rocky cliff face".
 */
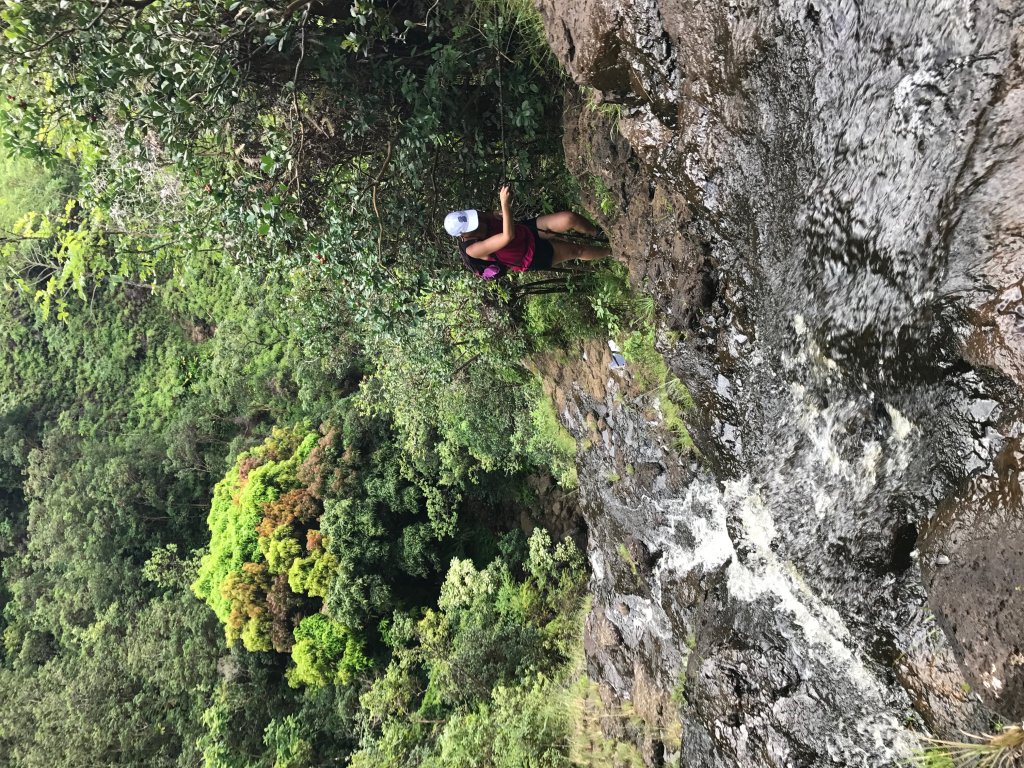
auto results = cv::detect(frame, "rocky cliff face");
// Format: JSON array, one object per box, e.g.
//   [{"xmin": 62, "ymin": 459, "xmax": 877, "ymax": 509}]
[{"xmin": 534, "ymin": 0, "xmax": 1024, "ymax": 764}]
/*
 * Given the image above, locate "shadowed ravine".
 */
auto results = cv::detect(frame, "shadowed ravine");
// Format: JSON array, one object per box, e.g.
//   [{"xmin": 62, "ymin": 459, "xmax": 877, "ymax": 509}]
[{"xmin": 534, "ymin": 0, "xmax": 1024, "ymax": 764}]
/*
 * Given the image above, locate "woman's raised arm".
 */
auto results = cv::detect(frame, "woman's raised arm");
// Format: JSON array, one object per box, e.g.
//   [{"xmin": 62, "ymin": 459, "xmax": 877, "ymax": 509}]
[{"xmin": 466, "ymin": 185, "xmax": 513, "ymax": 259}]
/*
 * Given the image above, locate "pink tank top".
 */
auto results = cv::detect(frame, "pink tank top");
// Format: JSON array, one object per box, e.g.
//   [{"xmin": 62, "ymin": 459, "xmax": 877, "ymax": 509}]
[{"xmin": 481, "ymin": 214, "xmax": 535, "ymax": 271}]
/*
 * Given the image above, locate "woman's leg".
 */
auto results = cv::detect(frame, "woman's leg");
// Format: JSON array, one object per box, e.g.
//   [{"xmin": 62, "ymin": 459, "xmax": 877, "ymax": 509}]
[
  {"xmin": 535, "ymin": 211, "xmax": 601, "ymax": 238},
  {"xmin": 549, "ymin": 238, "xmax": 611, "ymax": 266}
]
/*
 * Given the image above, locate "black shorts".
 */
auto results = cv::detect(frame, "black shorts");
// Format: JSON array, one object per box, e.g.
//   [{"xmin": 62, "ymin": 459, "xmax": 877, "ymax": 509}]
[{"xmin": 521, "ymin": 217, "xmax": 554, "ymax": 270}]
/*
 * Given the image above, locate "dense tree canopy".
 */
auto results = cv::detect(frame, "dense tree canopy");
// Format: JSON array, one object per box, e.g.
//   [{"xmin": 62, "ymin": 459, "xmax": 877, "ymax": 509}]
[{"xmin": 0, "ymin": 0, "xmax": 655, "ymax": 765}]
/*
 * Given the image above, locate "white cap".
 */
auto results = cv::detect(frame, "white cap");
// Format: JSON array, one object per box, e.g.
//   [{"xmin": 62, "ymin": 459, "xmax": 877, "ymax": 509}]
[{"xmin": 444, "ymin": 209, "xmax": 479, "ymax": 236}]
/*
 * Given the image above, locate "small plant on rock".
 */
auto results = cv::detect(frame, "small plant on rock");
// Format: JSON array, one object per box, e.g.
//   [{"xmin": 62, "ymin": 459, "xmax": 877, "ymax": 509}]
[
  {"xmin": 616, "ymin": 543, "xmax": 637, "ymax": 577},
  {"xmin": 591, "ymin": 175, "xmax": 617, "ymax": 218},
  {"xmin": 910, "ymin": 723, "xmax": 1024, "ymax": 768}
]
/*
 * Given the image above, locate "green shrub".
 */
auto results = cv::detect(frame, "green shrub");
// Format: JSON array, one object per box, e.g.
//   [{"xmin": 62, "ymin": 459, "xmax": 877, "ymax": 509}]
[
  {"xmin": 263, "ymin": 526, "xmax": 303, "ymax": 575},
  {"xmin": 193, "ymin": 414, "xmax": 459, "ymax": 667},
  {"xmin": 524, "ymin": 381, "xmax": 578, "ymax": 489},
  {"xmin": 192, "ymin": 427, "xmax": 318, "ymax": 648},
  {"xmin": 352, "ymin": 529, "xmax": 590, "ymax": 764},
  {"xmin": 524, "ymin": 291, "xmax": 601, "ymax": 346},
  {"xmin": 287, "ymin": 547, "xmax": 338, "ymax": 599},
  {"xmin": 591, "ymin": 175, "xmax": 616, "ymax": 218},
  {"xmin": 263, "ymin": 716, "xmax": 314, "ymax": 768},
  {"xmin": 589, "ymin": 261, "xmax": 654, "ymax": 339},
  {"xmin": 428, "ymin": 676, "xmax": 572, "ymax": 768},
  {"xmin": 287, "ymin": 614, "xmax": 371, "ymax": 688},
  {"xmin": 566, "ymin": 676, "xmax": 646, "ymax": 767},
  {"xmin": 472, "ymin": 0, "xmax": 555, "ymax": 73},
  {"xmin": 623, "ymin": 327, "xmax": 695, "ymax": 452}
]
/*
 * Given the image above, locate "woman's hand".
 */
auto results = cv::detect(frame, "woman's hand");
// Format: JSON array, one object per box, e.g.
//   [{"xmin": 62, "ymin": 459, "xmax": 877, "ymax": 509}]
[{"xmin": 499, "ymin": 184, "xmax": 512, "ymax": 209}]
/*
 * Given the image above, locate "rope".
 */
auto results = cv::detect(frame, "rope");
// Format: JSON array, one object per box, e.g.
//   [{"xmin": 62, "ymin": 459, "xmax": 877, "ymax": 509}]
[{"xmin": 495, "ymin": 3, "xmax": 509, "ymax": 183}]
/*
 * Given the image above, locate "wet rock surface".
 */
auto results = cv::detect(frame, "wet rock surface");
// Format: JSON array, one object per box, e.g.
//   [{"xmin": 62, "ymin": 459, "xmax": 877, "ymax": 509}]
[
  {"xmin": 536, "ymin": 0, "xmax": 1024, "ymax": 763},
  {"xmin": 920, "ymin": 433, "xmax": 1024, "ymax": 720}
]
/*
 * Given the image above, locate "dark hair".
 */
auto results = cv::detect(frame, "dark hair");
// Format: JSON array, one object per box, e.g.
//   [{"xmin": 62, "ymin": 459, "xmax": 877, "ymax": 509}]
[{"xmin": 457, "ymin": 240, "xmax": 506, "ymax": 280}]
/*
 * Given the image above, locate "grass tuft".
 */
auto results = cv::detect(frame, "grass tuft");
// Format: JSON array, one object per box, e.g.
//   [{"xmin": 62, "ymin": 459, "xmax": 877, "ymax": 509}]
[
  {"xmin": 591, "ymin": 175, "xmax": 616, "ymax": 218},
  {"xmin": 623, "ymin": 327, "xmax": 696, "ymax": 454},
  {"xmin": 910, "ymin": 724, "xmax": 1024, "ymax": 768},
  {"xmin": 584, "ymin": 88, "xmax": 624, "ymax": 141},
  {"xmin": 566, "ymin": 676, "xmax": 647, "ymax": 767},
  {"xmin": 616, "ymin": 543, "xmax": 637, "ymax": 576}
]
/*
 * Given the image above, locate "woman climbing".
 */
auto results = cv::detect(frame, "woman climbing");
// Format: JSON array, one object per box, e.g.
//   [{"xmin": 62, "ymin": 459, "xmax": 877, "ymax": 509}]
[{"xmin": 444, "ymin": 185, "xmax": 610, "ymax": 279}]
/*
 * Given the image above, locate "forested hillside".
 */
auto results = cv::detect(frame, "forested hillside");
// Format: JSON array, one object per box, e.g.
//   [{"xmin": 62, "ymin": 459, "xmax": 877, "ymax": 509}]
[{"xmin": 0, "ymin": 1, "xmax": 650, "ymax": 765}]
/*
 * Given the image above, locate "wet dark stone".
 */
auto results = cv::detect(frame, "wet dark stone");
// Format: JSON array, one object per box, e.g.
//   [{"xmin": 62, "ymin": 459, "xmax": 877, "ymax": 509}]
[
  {"xmin": 921, "ymin": 436, "xmax": 1024, "ymax": 720},
  {"xmin": 540, "ymin": 0, "xmax": 1024, "ymax": 762},
  {"xmin": 889, "ymin": 522, "xmax": 918, "ymax": 574}
]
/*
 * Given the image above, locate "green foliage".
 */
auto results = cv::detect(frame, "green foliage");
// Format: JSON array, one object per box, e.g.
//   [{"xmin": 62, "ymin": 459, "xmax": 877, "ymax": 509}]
[
  {"xmin": 352, "ymin": 529, "xmax": 589, "ymax": 765},
  {"xmin": 427, "ymin": 676, "xmax": 572, "ymax": 768},
  {"xmin": 0, "ymin": 0, "xmax": 675, "ymax": 764},
  {"xmin": 192, "ymin": 427, "xmax": 317, "ymax": 649},
  {"xmin": 0, "ymin": 0, "xmax": 579, "ymax": 333},
  {"xmin": 316, "ymin": 410, "xmax": 450, "ymax": 630},
  {"xmin": 197, "ymin": 656, "xmax": 360, "ymax": 768},
  {"xmin": 909, "ymin": 748, "xmax": 957, "ymax": 768},
  {"xmin": 671, "ymin": 666, "xmax": 688, "ymax": 707},
  {"xmin": 263, "ymin": 715, "xmax": 314, "ymax": 768},
  {"xmin": 566, "ymin": 676, "xmax": 646, "ymax": 767},
  {"xmin": 0, "ymin": 591, "xmax": 223, "ymax": 768},
  {"xmin": 354, "ymin": 277, "xmax": 536, "ymax": 517},
  {"xmin": 524, "ymin": 289, "xmax": 602, "ymax": 345},
  {"xmin": 0, "ymin": 148, "xmax": 71, "ymax": 232},
  {"xmin": 287, "ymin": 614, "xmax": 371, "ymax": 688},
  {"xmin": 143, "ymin": 543, "xmax": 200, "ymax": 591},
  {"xmin": 591, "ymin": 174, "xmax": 617, "ymax": 218},
  {"xmin": 471, "ymin": 0, "xmax": 557, "ymax": 76},
  {"xmin": 585, "ymin": 88, "xmax": 624, "ymax": 142},
  {"xmin": 524, "ymin": 380, "xmax": 578, "ymax": 489},
  {"xmin": 0, "ymin": 151, "xmax": 82, "ymax": 319},
  {"xmin": 287, "ymin": 547, "xmax": 338, "ymax": 599},
  {"xmin": 623, "ymin": 326, "xmax": 696, "ymax": 452},
  {"xmin": 0, "ymin": 145, "xmax": 370, "ymax": 766},
  {"xmin": 191, "ymin": 408, "xmax": 475, "ymax": 690},
  {"xmin": 351, "ymin": 531, "xmax": 653, "ymax": 768},
  {"xmin": 589, "ymin": 260, "xmax": 654, "ymax": 339},
  {"xmin": 264, "ymin": 526, "xmax": 303, "ymax": 574},
  {"xmin": 521, "ymin": 260, "xmax": 657, "ymax": 352}
]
